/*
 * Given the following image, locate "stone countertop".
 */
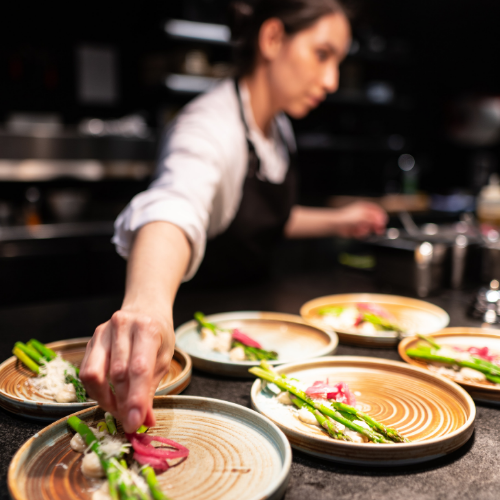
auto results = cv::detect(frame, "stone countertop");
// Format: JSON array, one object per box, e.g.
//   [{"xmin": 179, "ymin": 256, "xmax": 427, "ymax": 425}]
[{"xmin": 0, "ymin": 267, "xmax": 498, "ymax": 500}]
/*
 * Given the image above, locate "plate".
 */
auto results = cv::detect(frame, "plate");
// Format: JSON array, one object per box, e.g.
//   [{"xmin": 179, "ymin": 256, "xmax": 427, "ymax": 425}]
[
  {"xmin": 399, "ymin": 327, "xmax": 500, "ymax": 403},
  {"xmin": 0, "ymin": 338, "xmax": 192, "ymax": 421},
  {"xmin": 300, "ymin": 293, "xmax": 450, "ymax": 348},
  {"xmin": 250, "ymin": 356, "xmax": 475, "ymax": 465},
  {"xmin": 8, "ymin": 395, "xmax": 292, "ymax": 500},
  {"xmin": 175, "ymin": 311, "xmax": 338, "ymax": 377}
]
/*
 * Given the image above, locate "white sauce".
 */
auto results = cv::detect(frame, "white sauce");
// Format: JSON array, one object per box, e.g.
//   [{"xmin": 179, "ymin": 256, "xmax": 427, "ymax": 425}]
[
  {"xmin": 297, "ymin": 408, "xmax": 320, "ymax": 426},
  {"xmin": 277, "ymin": 391, "xmax": 293, "ymax": 405},
  {"xmin": 70, "ymin": 432, "xmax": 87, "ymax": 453},
  {"xmin": 29, "ymin": 356, "xmax": 79, "ymax": 402},
  {"xmin": 82, "ymin": 452, "xmax": 105, "ymax": 478},
  {"xmin": 229, "ymin": 346, "xmax": 246, "ymax": 361}
]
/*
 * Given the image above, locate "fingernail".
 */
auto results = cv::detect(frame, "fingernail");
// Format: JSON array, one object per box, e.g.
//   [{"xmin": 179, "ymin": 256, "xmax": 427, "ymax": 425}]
[{"xmin": 128, "ymin": 408, "xmax": 141, "ymax": 431}]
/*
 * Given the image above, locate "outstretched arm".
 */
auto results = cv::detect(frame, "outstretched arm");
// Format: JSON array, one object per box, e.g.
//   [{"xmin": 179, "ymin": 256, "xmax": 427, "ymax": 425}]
[
  {"xmin": 284, "ymin": 201, "xmax": 388, "ymax": 239},
  {"xmin": 80, "ymin": 221, "xmax": 191, "ymax": 433}
]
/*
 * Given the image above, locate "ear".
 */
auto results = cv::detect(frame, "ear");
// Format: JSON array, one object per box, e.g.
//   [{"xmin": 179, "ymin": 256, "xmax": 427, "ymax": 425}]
[{"xmin": 258, "ymin": 18, "xmax": 286, "ymax": 62}]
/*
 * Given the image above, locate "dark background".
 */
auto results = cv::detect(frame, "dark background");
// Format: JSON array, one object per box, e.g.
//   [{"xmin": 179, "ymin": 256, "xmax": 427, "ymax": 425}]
[{"xmin": 0, "ymin": 0, "xmax": 499, "ymax": 304}]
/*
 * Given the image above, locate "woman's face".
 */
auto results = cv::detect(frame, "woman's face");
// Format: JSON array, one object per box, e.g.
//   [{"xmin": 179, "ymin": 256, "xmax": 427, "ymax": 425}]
[{"xmin": 265, "ymin": 13, "xmax": 351, "ymax": 118}]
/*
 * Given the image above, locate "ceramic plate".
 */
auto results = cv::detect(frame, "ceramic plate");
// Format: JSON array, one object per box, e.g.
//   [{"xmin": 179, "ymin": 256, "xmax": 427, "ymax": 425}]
[
  {"xmin": 0, "ymin": 338, "xmax": 192, "ymax": 421},
  {"xmin": 300, "ymin": 293, "xmax": 450, "ymax": 348},
  {"xmin": 399, "ymin": 327, "xmax": 500, "ymax": 403},
  {"xmin": 175, "ymin": 311, "xmax": 338, "ymax": 377},
  {"xmin": 251, "ymin": 356, "xmax": 475, "ymax": 465},
  {"xmin": 8, "ymin": 395, "xmax": 292, "ymax": 500}
]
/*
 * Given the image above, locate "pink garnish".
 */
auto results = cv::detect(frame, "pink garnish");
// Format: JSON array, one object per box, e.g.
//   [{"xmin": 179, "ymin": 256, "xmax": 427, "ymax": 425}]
[
  {"xmin": 126, "ymin": 433, "xmax": 189, "ymax": 471},
  {"xmin": 357, "ymin": 303, "xmax": 391, "ymax": 319},
  {"xmin": 453, "ymin": 345, "xmax": 499, "ymax": 363},
  {"xmin": 133, "ymin": 452, "xmax": 170, "ymax": 471},
  {"xmin": 467, "ymin": 346, "xmax": 496, "ymax": 362},
  {"xmin": 305, "ymin": 380, "xmax": 356, "ymax": 406},
  {"xmin": 232, "ymin": 329, "xmax": 262, "ymax": 349}
]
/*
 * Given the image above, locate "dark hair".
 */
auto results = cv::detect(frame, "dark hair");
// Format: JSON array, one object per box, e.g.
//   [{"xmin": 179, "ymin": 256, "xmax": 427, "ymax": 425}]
[{"xmin": 230, "ymin": 0, "xmax": 351, "ymax": 76}]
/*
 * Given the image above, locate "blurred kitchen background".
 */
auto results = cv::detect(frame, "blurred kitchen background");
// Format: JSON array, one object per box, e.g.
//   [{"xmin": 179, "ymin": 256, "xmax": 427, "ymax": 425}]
[{"xmin": 1, "ymin": 0, "xmax": 500, "ymax": 310}]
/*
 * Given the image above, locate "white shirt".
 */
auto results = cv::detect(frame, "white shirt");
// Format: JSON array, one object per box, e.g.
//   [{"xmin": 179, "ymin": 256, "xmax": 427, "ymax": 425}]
[{"xmin": 113, "ymin": 78, "xmax": 296, "ymax": 280}]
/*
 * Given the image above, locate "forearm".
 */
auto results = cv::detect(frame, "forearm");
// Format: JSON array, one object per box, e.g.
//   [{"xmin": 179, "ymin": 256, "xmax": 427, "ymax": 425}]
[
  {"xmin": 121, "ymin": 221, "xmax": 192, "ymax": 320},
  {"xmin": 284, "ymin": 205, "xmax": 338, "ymax": 238}
]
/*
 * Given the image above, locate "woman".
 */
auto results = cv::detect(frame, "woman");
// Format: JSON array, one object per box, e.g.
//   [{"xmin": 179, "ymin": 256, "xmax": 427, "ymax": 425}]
[{"xmin": 80, "ymin": 0, "xmax": 387, "ymax": 432}]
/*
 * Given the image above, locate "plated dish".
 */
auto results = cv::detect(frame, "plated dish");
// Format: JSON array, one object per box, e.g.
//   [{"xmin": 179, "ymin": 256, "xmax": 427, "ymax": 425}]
[
  {"xmin": 399, "ymin": 328, "xmax": 500, "ymax": 403},
  {"xmin": 0, "ymin": 338, "xmax": 192, "ymax": 420},
  {"xmin": 300, "ymin": 293, "xmax": 450, "ymax": 347},
  {"xmin": 251, "ymin": 356, "xmax": 475, "ymax": 465},
  {"xmin": 175, "ymin": 311, "xmax": 338, "ymax": 377},
  {"xmin": 8, "ymin": 396, "xmax": 292, "ymax": 500}
]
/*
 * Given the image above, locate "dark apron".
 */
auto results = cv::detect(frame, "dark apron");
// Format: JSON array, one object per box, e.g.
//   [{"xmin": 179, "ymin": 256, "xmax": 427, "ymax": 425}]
[{"xmin": 188, "ymin": 79, "xmax": 297, "ymax": 287}]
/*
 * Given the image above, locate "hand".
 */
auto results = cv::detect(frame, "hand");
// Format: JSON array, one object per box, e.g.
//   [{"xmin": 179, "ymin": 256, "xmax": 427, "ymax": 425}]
[
  {"xmin": 80, "ymin": 308, "xmax": 174, "ymax": 433},
  {"xmin": 333, "ymin": 201, "xmax": 388, "ymax": 238}
]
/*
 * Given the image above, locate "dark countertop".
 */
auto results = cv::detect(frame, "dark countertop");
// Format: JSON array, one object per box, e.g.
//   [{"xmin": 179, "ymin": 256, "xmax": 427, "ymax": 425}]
[{"xmin": 0, "ymin": 266, "xmax": 498, "ymax": 500}]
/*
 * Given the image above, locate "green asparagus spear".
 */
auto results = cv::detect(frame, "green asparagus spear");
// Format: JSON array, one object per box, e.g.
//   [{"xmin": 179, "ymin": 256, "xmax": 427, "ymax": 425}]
[
  {"xmin": 65, "ymin": 372, "xmax": 87, "ymax": 402},
  {"xmin": 361, "ymin": 312, "xmax": 401, "ymax": 332},
  {"xmin": 317, "ymin": 306, "xmax": 344, "ymax": 316},
  {"xmin": 12, "ymin": 347, "xmax": 40, "ymax": 373},
  {"xmin": 106, "ymin": 412, "xmax": 118, "ymax": 435},
  {"xmin": 141, "ymin": 466, "xmax": 170, "ymax": 500},
  {"xmin": 29, "ymin": 339, "xmax": 57, "ymax": 361},
  {"xmin": 14, "ymin": 342, "xmax": 45, "ymax": 365},
  {"xmin": 194, "ymin": 312, "xmax": 219, "ymax": 334},
  {"xmin": 232, "ymin": 341, "xmax": 278, "ymax": 361},
  {"xmin": 417, "ymin": 334, "xmax": 441, "ymax": 349},
  {"xmin": 406, "ymin": 349, "xmax": 500, "ymax": 377},
  {"xmin": 292, "ymin": 397, "xmax": 352, "ymax": 441},
  {"xmin": 250, "ymin": 366, "xmax": 392, "ymax": 443},
  {"xmin": 258, "ymin": 361, "xmax": 407, "ymax": 443}
]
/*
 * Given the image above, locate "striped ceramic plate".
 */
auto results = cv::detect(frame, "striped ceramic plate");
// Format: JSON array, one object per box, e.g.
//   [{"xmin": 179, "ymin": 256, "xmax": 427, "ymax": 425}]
[
  {"xmin": 8, "ymin": 396, "xmax": 291, "ymax": 500},
  {"xmin": 176, "ymin": 311, "xmax": 338, "ymax": 377},
  {"xmin": 399, "ymin": 327, "xmax": 500, "ymax": 403},
  {"xmin": 300, "ymin": 293, "xmax": 450, "ymax": 348},
  {"xmin": 251, "ymin": 356, "xmax": 475, "ymax": 465},
  {"xmin": 0, "ymin": 338, "xmax": 192, "ymax": 420}
]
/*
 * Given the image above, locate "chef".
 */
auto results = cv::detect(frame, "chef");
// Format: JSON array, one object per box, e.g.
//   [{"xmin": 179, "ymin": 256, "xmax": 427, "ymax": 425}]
[{"xmin": 80, "ymin": 0, "xmax": 387, "ymax": 432}]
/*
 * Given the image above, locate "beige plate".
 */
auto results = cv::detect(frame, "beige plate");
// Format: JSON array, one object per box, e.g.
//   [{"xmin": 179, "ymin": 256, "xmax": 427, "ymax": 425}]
[
  {"xmin": 175, "ymin": 311, "xmax": 338, "ymax": 377},
  {"xmin": 8, "ymin": 396, "xmax": 292, "ymax": 500},
  {"xmin": 399, "ymin": 327, "xmax": 500, "ymax": 403},
  {"xmin": 0, "ymin": 338, "xmax": 192, "ymax": 421},
  {"xmin": 300, "ymin": 293, "xmax": 450, "ymax": 348},
  {"xmin": 251, "ymin": 356, "xmax": 475, "ymax": 465}
]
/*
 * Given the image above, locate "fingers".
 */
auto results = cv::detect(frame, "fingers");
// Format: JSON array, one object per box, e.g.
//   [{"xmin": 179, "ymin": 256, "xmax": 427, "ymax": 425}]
[
  {"xmin": 108, "ymin": 311, "xmax": 135, "ymax": 424},
  {"xmin": 122, "ymin": 319, "xmax": 163, "ymax": 432},
  {"xmin": 80, "ymin": 324, "xmax": 116, "ymax": 413}
]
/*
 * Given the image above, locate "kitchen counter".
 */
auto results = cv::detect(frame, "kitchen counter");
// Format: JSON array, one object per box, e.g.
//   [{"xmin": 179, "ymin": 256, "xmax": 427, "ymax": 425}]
[{"xmin": 0, "ymin": 266, "xmax": 498, "ymax": 500}]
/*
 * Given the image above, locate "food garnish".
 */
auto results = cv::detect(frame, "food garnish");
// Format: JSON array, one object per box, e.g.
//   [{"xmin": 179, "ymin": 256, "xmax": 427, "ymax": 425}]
[
  {"xmin": 13, "ymin": 339, "xmax": 86, "ymax": 403},
  {"xmin": 68, "ymin": 413, "xmax": 181, "ymax": 499},
  {"xmin": 317, "ymin": 303, "xmax": 405, "ymax": 336},
  {"xmin": 407, "ymin": 334, "xmax": 500, "ymax": 385},
  {"xmin": 250, "ymin": 361, "xmax": 409, "ymax": 444},
  {"xmin": 194, "ymin": 312, "xmax": 278, "ymax": 361}
]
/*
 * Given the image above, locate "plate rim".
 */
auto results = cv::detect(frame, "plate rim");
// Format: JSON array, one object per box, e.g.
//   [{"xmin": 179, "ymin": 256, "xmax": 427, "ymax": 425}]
[
  {"xmin": 399, "ymin": 327, "xmax": 500, "ymax": 394},
  {"xmin": 299, "ymin": 293, "xmax": 451, "ymax": 343},
  {"xmin": 250, "ymin": 355, "xmax": 476, "ymax": 452},
  {"xmin": 0, "ymin": 337, "xmax": 192, "ymax": 407},
  {"xmin": 175, "ymin": 310, "xmax": 339, "ymax": 367},
  {"xmin": 8, "ymin": 395, "xmax": 292, "ymax": 500}
]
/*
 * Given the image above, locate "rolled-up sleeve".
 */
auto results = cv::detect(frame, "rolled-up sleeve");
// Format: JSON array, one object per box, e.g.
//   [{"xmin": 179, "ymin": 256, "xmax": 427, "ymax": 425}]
[{"xmin": 112, "ymin": 114, "xmax": 225, "ymax": 281}]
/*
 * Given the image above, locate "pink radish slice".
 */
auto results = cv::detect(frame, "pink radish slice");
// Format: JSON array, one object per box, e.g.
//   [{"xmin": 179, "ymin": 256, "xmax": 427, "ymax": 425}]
[
  {"xmin": 232, "ymin": 329, "xmax": 262, "ymax": 348},
  {"xmin": 356, "ymin": 303, "xmax": 391, "ymax": 319},
  {"xmin": 133, "ymin": 452, "xmax": 169, "ymax": 471},
  {"xmin": 127, "ymin": 435, "xmax": 188, "ymax": 459}
]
